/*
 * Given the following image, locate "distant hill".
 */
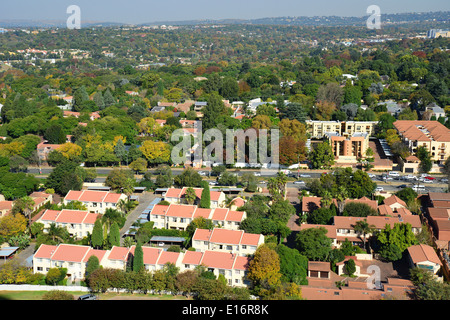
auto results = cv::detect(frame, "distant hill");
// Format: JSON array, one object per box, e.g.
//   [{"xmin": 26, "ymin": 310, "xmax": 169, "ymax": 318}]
[{"xmin": 0, "ymin": 11, "xmax": 448, "ymax": 28}]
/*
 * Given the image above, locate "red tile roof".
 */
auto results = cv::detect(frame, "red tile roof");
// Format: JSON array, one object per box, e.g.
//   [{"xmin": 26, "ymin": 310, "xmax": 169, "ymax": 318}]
[
  {"xmin": 407, "ymin": 244, "xmax": 442, "ymax": 266},
  {"xmin": 65, "ymin": 190, "xmax": 123, "ymax": 204},
  {"xmin": 182, "ymin": 251, "xmax": 203, "ymax": 265},
  {"xmin": 50, "ymin": 244, "xmax": 91, "ymax": 262},
  {"xmin": 157, "ymin": 251, "xmax": 180, "ymax": 265},
  {"xmin": 34, "ymin": 244, "xmax": 57, "ymax": 259}
]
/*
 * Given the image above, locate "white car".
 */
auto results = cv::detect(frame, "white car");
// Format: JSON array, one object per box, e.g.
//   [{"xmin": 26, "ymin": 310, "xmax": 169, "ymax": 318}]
[
  {"xmin": 375, "ymin": 187, "xmax": 384, "ymax": 192},
  {"xmin": 293, "ymin": 180, "xmax": 305, "ymax": 185},
  {"xmin": 388, "ymin": 171, "xmax": 400, "ymax": 177},
  {"xmin": 254, "ymin": 172, "xmax": 261, "ymax": 177},
  {"xmin": 368, "ymin": 174, "xmax": 376, "ymax": 178},
  {"xmin": 299, "ymin": 174, "xmax": 311, "ymax": 178},
  {"xmin": 441, "ymin": 178, "xmax": 449, "ymax": 183},
  {"xmin": 209, "ymin": 181, "xmax": 217, "ymax": 186},
  {"xmin": 198, "ymin": 171, "xmax": 207, "ymax": 176}
]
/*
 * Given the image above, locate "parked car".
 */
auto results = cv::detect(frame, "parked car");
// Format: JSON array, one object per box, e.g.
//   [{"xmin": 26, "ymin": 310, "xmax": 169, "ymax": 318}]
[
  {"xmin": 441, "ymin": 178, "xmax": 449, "ymax": 183},
  {"xmin": 254, "ymin": 172, "xmax": 261, "ymax": 176},
  {"xmin": 299, "ymin": 174, "xmax": 311, "ymax": 178},
  {"xmin": 388, "ymin": 171, "xmax": 400, "ymax": 177},
  {"xmin": 260, "ymin": 181, "xmax": 267, "ymax": 184},
  {"xmin": 209, "ymin": 181, "xmax": 218, "ymax": 186},
  {"xmin": 293, "ymin": 180, "xmax": 305, "ymax": 185},
  {"xmin": 375, "ymin": 187, "xmax": 384, "ymax": 192},
  {"xmin": 198, "ymin": 171, "xmax": 207, "ymax": 176},
  {"xmin": 412, "ymin": 185, "xmax": 426, "ymax": 192},
  {"xmin": 78, "ymin": 294, "xmax": 97, "ymax": 300},
  {"xmin": 368, "ymin": 173, "xmax": 376, "ymax": 178},
  {"xmin": 397, "ymin": 184, "xmax": 407, "ymax": 189}
]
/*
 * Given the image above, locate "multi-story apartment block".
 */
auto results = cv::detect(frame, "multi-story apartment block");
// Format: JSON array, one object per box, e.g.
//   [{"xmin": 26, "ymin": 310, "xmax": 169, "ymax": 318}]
[
  {"xmin": 33, "ymin": 244, "xmax": 251, "ymax": 287},
  {"xmin": 63, "ymin": 190, "xmax": 127, "ymax": 214},
  {"xmin": 37, "ymin": 209, "xmax": 100, "ymax": 239},
  {"xmin": 306, "ymin": 120, "xmax": 377, "ymax": 139},
  {"xmin": 149, "ymin": 204, "xmax": 246, "ymax": 231},
  {"xmin": 394, "ymin": 120, "xmax": 450, "ymax": 163},
  {"xmin": 164, "ymin": 187, "xmax": 226, "ymax": 208},
  {"xmin": 192, "ymin": 228, "xmax": 264, "ymax": 256}
]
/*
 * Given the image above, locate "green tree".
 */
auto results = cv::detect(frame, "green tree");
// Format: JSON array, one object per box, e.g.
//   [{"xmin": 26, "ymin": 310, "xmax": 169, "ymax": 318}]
[
  {"xmin": 85, "ymin": 255, "xmax": 100, "ymax": 279},
  {"xmin": 295, "ymin": 227, "xmax": 332, "ymax": 261},
  {"xmin": 377, "ymin": 223, "xmax": 418, "ymax": 261},
  {"xmin": 275, "ymin": 244, "xmax": 308, "ymax": 285},
  {"xmin": 199, "ymin": 182, "xmax": 211, "ymax": 209},
  {"xmin": 108, "ymin": 222, "xmax": 121, "ymax": 248},
  {"xmin": 343, "ymin": 258, "xmax": 356, "ymax": 276},
  {"xmin": 309, "ymin": 141, "xmax": 335, "ymax": 169},
  {"xmin": 91, "ymin": 220, "xmax": 104, "ymax": 249},
  {"xmin": 73, "ymin": 86, "xmax": 89, "ymax": 112},
  {"xmin": 184, "ymin": 187, "xmax": 197, "ymax": 205},
  {"xmin": 354, "ymin": 219, "xmax": 375, "ymax": 252},
  {"xmin": 133, "ymin": 241, "xmax": 144, "ymax": 272},
  {"xmin": 44, "ymin": 124, "xmax": 66, "ymax": 144},
  {"xmin": 174, "ymin": 168, "xmax": 203, "ymax": 187}
]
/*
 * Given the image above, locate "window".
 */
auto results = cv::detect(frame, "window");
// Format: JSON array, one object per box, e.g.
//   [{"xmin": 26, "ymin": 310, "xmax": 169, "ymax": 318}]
[
  {"xmin": 37, "ymin": 267, "xmax": 43, "ymax": 271},
  {"xmin": 242, "ymin": 245, "xmax": 247, "ymax": 250},
  {"xmin": 185, "ymin": 264, "xmax": 190, "ymax": 269},
  {"xmin": 180, "ymin": 218, "xmax": 185, "ymax": 223},
  {"xmin": 226, "ymin": 245, "xmax": 232, "ymax": 251}
]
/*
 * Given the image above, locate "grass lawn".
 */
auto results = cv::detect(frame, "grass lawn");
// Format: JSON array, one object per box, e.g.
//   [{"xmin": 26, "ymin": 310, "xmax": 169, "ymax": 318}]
[
  {"xmin": 0, "ymin": 291, "xmax": 88, "ymax": 300},
  {"xmin": 0, "ymin": 291, "xmax": 191, "ymax": 300}
]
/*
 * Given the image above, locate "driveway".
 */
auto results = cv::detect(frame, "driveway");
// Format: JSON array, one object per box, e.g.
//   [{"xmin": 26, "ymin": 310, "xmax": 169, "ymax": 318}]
[{"xmin": 119, "ymin": 192, "xmax": 159, "ymax": 241}]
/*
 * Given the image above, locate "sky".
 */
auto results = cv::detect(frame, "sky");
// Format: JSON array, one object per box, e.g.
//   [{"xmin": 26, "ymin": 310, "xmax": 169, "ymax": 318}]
[{"xmin": 1, "ymin": 0, "xmax": 449, "ymax": 24}]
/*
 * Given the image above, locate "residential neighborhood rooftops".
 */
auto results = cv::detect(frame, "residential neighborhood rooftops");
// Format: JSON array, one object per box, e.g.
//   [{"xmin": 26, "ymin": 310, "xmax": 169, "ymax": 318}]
[{"xmin": 407, "ymin": 244, "xmax": 442, "ymax": 266}]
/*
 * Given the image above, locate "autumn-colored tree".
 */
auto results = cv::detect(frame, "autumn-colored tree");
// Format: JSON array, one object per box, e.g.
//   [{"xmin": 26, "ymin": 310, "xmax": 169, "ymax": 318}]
[
  {"xmin": 0, "ymin": 214, "xmax": 27, "ymax": 237},
  {"xmin": 315, "ymin": 101, "xmax": 337, "ymax": 121},
  {"xmin": 279, "ymin": 136, "xmax": 306, "ymax": 166},
  {"xmin": 57, "ymin": 143, "xmax": 82, "ymax": 160},
  {"xmin": 247, "ymin": 245, "xmax": 282, "ymax": 290},
  {"xmin": 251, "ymin": 115, "xmax": 272, "ymax": 129},
  {"xmin": 139, "ymin": 140, "xmax": 171, "ymax": 165},
  {"xmin": 279, "ymin": 118, "xmax": 307, "ymax": 142},
  {"xmin": 137, "ymin": 117, "xmax": 158, "ymax": 136}
]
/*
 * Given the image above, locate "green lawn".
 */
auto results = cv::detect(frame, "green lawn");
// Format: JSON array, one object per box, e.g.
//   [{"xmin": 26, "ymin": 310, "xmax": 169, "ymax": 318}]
[
  {"xmin": 0, "ymin": 291, "xmax": 190, "ymax": 300},
  {"xmin": 0, "ymin": 291, "xmax": 87, "ymax": 300}
]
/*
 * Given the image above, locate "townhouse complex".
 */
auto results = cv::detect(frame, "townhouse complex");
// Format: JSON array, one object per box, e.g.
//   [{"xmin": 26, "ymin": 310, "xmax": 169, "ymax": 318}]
[
  {"xmin": 33, "ymin": 243, "xmax": 252, "ymax": 287},
  {"xmin": 63, "ymin": 190, "xmax": 127, "ymax": 214}
]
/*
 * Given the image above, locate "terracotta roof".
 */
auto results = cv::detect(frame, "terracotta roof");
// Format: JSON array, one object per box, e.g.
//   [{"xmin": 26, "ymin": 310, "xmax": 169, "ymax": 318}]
[
  {"xmin": 0, "ymin": 201, "xmax": 13, "ymax": 211},
  {"xmin": 308, "ymin": 261, "xmax": 331, "ymax": 272},
  {"xmin": 300, "ymin": 224, "xmax": 337, "ymax": 238},
  {"xmin": 233, "ymin": 256, "xmax": 250, "ymax": 270},
  {"xmin": 231, "ymin": 197, "xmax": 246, "ymax": 208},
  {"xmin": 34, "ymin": 244, "xmax": 57, "ymax": 259},
  {"xmin": 141, "ymin": 247, "xmax": 161, "ymax": 265},
  {"xmin": 394, "ymin": 120, "xmax": 450, "ymax": 142},
  {"xmin": 64, "ymin": 190, "xmax": 124, "ymax": 204},
  {"xmin": 182, "ymin": 250, "xmax": 203, "ymax": 265},
  {"xmin": 428, "ymin": 192, "xmax": 450, "ymax": 202},
  {"xmin": 50, "ymin": 244, "xmax": 91, "ymax": 262},
  {"xmin": 378, "ymin": 204, "xmax": 393, "ymax": 216},
  {"xmin": 383, "ymin": 195, "xmax": 407, "ymax": 208},
  {"xmin": 149, "ymin": 204, "xmax": 170, "ymax": 216},
  {"xmin": 225, "ymin": 210, "xmax": 245, "ymax": 222},
  {"xmin": 193, "ymin": 208, "xmax": 213, "ymax": 219},
  {"xmin": 108, "ymin": 246, "xmax": 132, "ymax": 261},
  {"xmin": 407, "ymin": 244, "xmax": 442, "ymax": 266},
  {"xmin": 210, "ymin": 229, "xmax": 243, "ymax": 245},
  {"xmin": 302, "ymin": 197, "xmax": 322, "ymax": 213},
  {"xmin": 193, "ymin": 229, "xmax": 212, "ymax": 241},
  {"xmin": 39, "ymin": 209, "xmax": 100, "ymax": 225},
  {"xmin": 83, "ymin": 248, "xmax": 107, "ymax": 263},
  {"xmin": 333, "ymin": 215, "xmax": 421, "ymax": 230},
  {"xmin": 165, "ymin": 204, "xmax": 196, "ymax": 218},
  {"xmin": 427, "ymin": 207, "xmax": 450, "ymax": 220},
  {"xmin": 211, "ymin": 208, "xmax": 228, "ymax": 221},
  {"xmin": 200, "ymin": 251, "xmax": 236, "ymax": 270},
  {"xmin": 157, "ymin": 251, "xmax": 180, "ymax": 265}
]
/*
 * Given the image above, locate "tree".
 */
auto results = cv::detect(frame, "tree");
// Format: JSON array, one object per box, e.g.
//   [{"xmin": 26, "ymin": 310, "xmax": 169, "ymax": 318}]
[
  {"xmin": 103, "ymin": 89, "xmax": 116, "ymax": 108},
  {"xmin": 133, "ymin": 241, "xmax": 144, "ymax": 272},
  {"xmin": 202, "ymin": 93, "xmax": 226, "ymax": 131},
  {"xmin": 46, "ymin": 160, "xmax": 84, "ymax": 195},
  {"xmin": 184, "ymin": 187, "xmax": 197, "ymax": 205},
  {"xmin": 309, "ymin": 141, "xmax": 335, "ymax": 169},
  {"xmin": 108, "ymin": 222, "xmax": 121, "ymax": 248},
  {"xmin": 73, "ymin": 86, "xmax": 89, "ymax": 112},
  {"xmin": 85, "ymin": 255, "xmax": 100, "ymax": 279},
  {"xmin": 417, "ymin": 146, "xmax": 432, "ymax": 173},
  {"xmin": 295, "ymin": 227, "xmax": 332, "ymax": 261},
  {"xmin": 12, "ymin": 196, "xmax": 35, "ymax": 228},
  {"xmin": 377, "ymin": 223, "xmax": 418, "ymax": 261},
  {"xmin": 395, "ymin": 188, "xmax": 418, "ymax": 204},
  {"xmin": 44, "ymin": 124, "xmax": 66, "ymax": 144},
  {"xmin": 91, "ymin": 220, "xmax": 104, "ymax": 249},
  {"xmin": 199, "ymin": 183, "xmax": 211, "ymax": 209},
  {"xmin": 0, "ymin": 214, "xmax": 27, "ymax": 237},
  {"xmin": 343, "ymin": 202, "xmax": 378, "ymax": 217},
  {"xmin": 105, "ymin": 168, "xmax": 135, "ymax": 193},
  {"xmin": 308, "ymin": 207, "xmax": 334, "ymax": 225},
  {"xmin": 247, "ymin": 245, "xmax": 282, "ymax": 291},
  {"xmin": 343, "ymin": 258, "xmax": 356, "ymax": 276},
  {"xmin": 353, "ymin": 219, "xmax": 375, "ymax": 252},
  {"xmin": 139, "ymin": 140, "xmax": 171, "ymax": 165},
  {"xmin": 317, "ymin": 82, "xmax": 344, "ymax": 107},
  {"xmin": 57, "ymin": 143, "xmax": 82, "ymax": 161},
  {"xmin": 129, "ymin": 158, "xmax": 147, "ymax": 174},
  {"xmin": 114, "ymin": 138, "xmax": 127, "ymax": 164},
  {"xmin": 174, "ymin": 168, "xmax": 203, "ymax": 188},
  {"xmin": 269, "ymin": 200, "xmax": 295, "ymax": 224},
  {"xmin": 154, "ymin": 165, "xmax": 173, "ymax": 188},
  {"xmin": 275, "ymin": 244, "xmax": 308, "ymax": 285}
]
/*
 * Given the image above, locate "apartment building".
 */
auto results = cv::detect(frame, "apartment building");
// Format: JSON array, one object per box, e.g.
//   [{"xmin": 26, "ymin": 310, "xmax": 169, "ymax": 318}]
[
  {"xmin": 63, "ymin": 190, "xmax": 127, "ymax": 214},
  {"xmin": 164, "ymin": 187, "xmax": 226, "ymax": 208},
  {"xmin": 149, "ymin": 204, "xmax": 246, "ymax": 231},
  {"xmin": 393, "ymin": 120, "xmax": 450, "ymax": 163},
  {"xmin": 33, "ymin": 244, "xmax": 107, "ymax": 281},
  {"xmin": 33, "ymin": 244, "xmax": 250, "ymax": 287},
  {"xmin": 325, "ymin": 132, "xmax": 370, "ymax": 163},
  {"xmin": 192, "ymin": 228, "xmax": 264, "ymax": 256},
  {"xmin": 305, "ymin": 120, "xmax": 377, "ymax": 139},
  {"xmin": 37, "ymin": 209, "xmax": 100, "ymax": 239}
]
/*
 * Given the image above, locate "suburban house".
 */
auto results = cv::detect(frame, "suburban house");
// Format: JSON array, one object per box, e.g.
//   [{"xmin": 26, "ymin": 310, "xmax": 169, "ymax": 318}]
[
  {"xmin": 37, "ymin": 209, "xmax": 100, "ymax": 239},
  {"xmin": 192, "ymin": 228, "xmax": 264, "ymax": 256},
  {"xmin": 407, "ymin": 244, "xmax": 442, "ymax": 276},
  {"xmin": 149, "ymin": 204, "xmax": 246, "ymax": 231},
  {"xmin": 299, "ymin": 224, "xmax": 338, "ymax": 248},
  {"xmin": 332, "ymin": 215, "xmax": 422, "ymax": 248},
  {"xmin": 163, "ymin": 187, "xmax": 226, "ymax": 208},
  {"xmin": 63, "ymin": 190, "xmax": 127, "ymax": 214},
  {"xmin": 0, "ymin": 201, "xmax": 13, "ymax": 217},
  {"xmin": 393, "ymin": 120, "xmax": 450, "ymax": 163},
  {"xmin": 29, "ymin": 191, "xmax": 53, "ymax": 212},
  {"xmin": 37, "ymin": 141, "xmax": 62, "ymax": 161}
]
